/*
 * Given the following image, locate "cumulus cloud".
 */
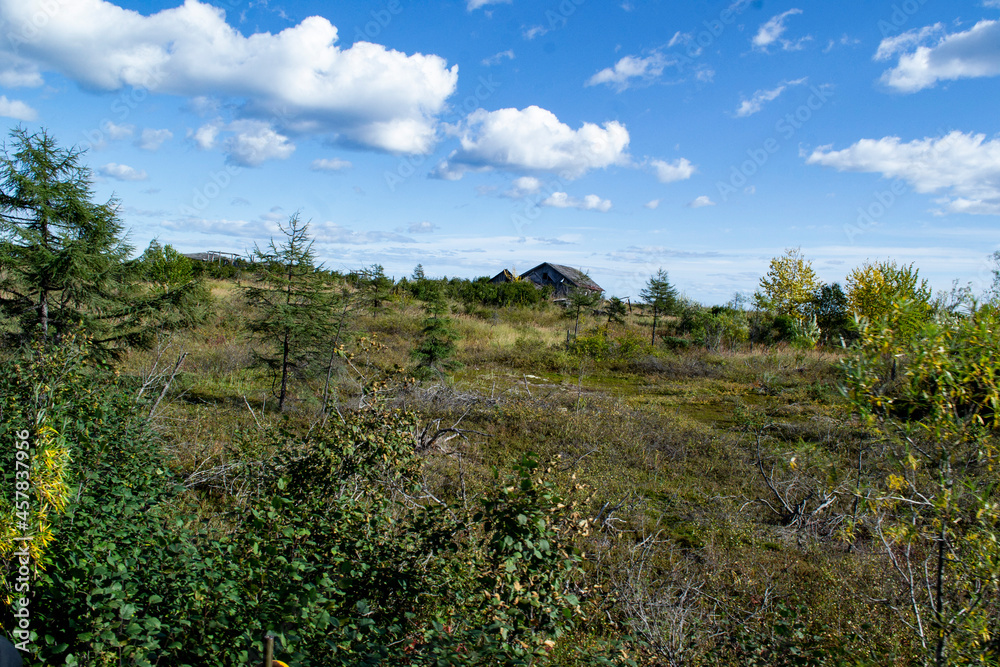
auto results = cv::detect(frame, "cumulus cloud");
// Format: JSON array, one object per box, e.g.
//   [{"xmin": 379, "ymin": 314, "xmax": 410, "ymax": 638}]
[
  {"xmin": 311, "ymin": 157, "xmax": 352, "ymax": 171},
  {"xmin": 586, "ymin": 53, "xmax": 667, "ymax": 92},
  {"xmin": 650, "ymin": 157, "xmax": 695, "ymax": 183},
  {"xmin": 644, "ymin": 199, "xmax": 660, "ymax": 209},
  {"xmin": 504, "ymin": 176, "xmax": 543, "ymax": 198},
  {"xmin": 688, "ymin": 195, "xmax": 715, "ymax": 208},
  {"xmin": 0, "ymin": 95, "xmax": 36, "ymax": 120},
  {"xmin": 224, "ymin": 120, "xmax": 295, "ymax": 166},
  {"xmin": 105, "ymin": 121, "xmax": 135, "ymax": 140},
  {"xmin": 541, "ymin": 192, "xmax": 613, "ymax": 212},
  {"xmin": 735, "ymin": 78, "xmax": 807, "ymax": 117},
  {"xmin": 753, "ymin": 9, "xmax": 808, "ymax": 52},
  {"xmin": 877, "ymin": 20, "xmax": 1000, "ymax": 92},
  {"xmin": 0, "ymin": 0, "xmax": 458, "ymax": 154},
  {"xmin": 190, "ymin": 122, "xmax": 222, "ymax": 150},
  {"xmin": 99, "ymin": 162, "xmax": 148, "ymax": 181},
  {"xmin": 806, "ymin": 131, "xmax": 1000, "ymax": 215},
  {"xmin": 137, "ymin": 128, "xmax": 172, "ymax": 151},
  {"xmin": 435, "ymin": 105, "xmax": 630, "ymax": 180}
]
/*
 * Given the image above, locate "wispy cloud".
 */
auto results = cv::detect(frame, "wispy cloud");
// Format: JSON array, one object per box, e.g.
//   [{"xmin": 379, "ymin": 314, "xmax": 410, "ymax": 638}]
[
  {"xmin": 482, "ymin": 49, "xmax": 515, "ymax": 66},
  {"xmin": 688, "ymin": 195, "xmax": 716, "ymax": 208},
  {"xmin": 586, "ymin": 53, "xmax": 668, "ymax": 92},
  {"xmin": 735, "ymin": 78, "xmax": 807, "ymax": 117},
  {"xmin": 753, "ymin": 9, "xmax": 810, "ymax": 52}
]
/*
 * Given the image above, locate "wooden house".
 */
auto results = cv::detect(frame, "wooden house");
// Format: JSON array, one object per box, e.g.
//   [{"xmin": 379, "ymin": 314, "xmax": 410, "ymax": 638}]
[{"xmin": 491, "ymin": 262, "xmax": 603, "ymax": 298}]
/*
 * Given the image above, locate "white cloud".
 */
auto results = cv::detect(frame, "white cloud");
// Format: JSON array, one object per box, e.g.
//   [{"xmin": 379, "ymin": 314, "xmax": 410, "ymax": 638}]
[
  {"xmin": 753, "ymin": 9, "xmax": 807, "ymax": 52},
  {"xmin": 407, "ymin": 221, "xmax": 438, "ymax": 233},
  {"xmin": 311, "ymin": 157, "xmax": 352, "ymax": 171},
  {"xmin": 224, "ymin": 120, "xmax": 295, "ymax": 166},
  {"xmin": 99, "ymin": 162, "xmax": 148, "ymax": 181},
  {"xmin": 644, "ymin": 199, "xmax": 660, "ymax": 209},
  {"xmin": 522, "ymin": 25, "xmax": 547, "ymax": 40},
  {"xmin": 650, "ymin": 157, "xmax": 695, "ymax": 183},
  {"xmin": 806, "ymin": 131, "xmax": 1000, "ymax": 215},
  {"xmin": 586, "ymin": 53, "xmax": 667, "ymax": 92},
  {"xmin": 482, "ymin": 49, "xmax": 515, "ymax": 66},
  {"xmin": 0, "ymin": 0, "xmax": 458, "ymax": 154},
  {"xmin": 878, "ymin": 20, "xmax": 1000, "ymax": 92},
  {"xmin": 104, "ymin": 121, "xmax": 135, "ymax": 140},
  {"xmin": 688, "ymin": 195, "xmax": 715, "ymax": 208},
  {"xmin": 541, "ymin": 192, "xmax": 613, "ymax": 212},
  {"xmin": 874, "ymin": 23, "xmax": 944, "ymax": 61},
  {"xmin": 191, "ymin": 122, "xmax": 222, "ymax": 150},
  {"xmin": 436, "ymin": 105, "xmax": 630, "ymax": 180},
  {"xmin": 468, "ymin": 0, "xmax": 510, "ymax": 10},
  {"xmin": 734, "ymin": 78, "xmax": 807, "ymax": 117},
  {"xmin": 504, "ymin": 176, "xmax": 543, "ymax": 198},
  {"xmin": 0, "ymin": 95, "xmax": 36, "ymax": 120},
  {"xmin": 137, "ymin": 128, "xmax": 172, "ymax": 151}
]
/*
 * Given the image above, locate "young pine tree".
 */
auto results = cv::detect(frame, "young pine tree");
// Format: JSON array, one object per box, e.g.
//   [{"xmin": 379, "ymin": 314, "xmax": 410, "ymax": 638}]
[
  {"xmin": 412, "ymin": 287, "xmax": 461, "ymax": 377},
  {"xmin": 243, "ymin": 214, "xmax": 329, "ymax": 411}
]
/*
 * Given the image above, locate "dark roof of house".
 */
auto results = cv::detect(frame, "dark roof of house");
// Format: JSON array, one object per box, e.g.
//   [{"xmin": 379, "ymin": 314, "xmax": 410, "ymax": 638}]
[
  {"xmin": 489, "ymin": 268, "xmax": 518, "ymax": 283},
  {"xmin": 523, "ymin": 262, "xmax": 603, "ymax": 292}
]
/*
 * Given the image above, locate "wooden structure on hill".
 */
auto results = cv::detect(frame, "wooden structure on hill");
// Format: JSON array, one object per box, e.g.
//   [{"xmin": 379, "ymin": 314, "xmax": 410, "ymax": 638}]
[
  {"xmin": 183, "ymin": 251, "xmax": 245, "ymax": 265},
  {"xmin": 490, "ymin": 262, "xmax": 603, "ymax": 298}
]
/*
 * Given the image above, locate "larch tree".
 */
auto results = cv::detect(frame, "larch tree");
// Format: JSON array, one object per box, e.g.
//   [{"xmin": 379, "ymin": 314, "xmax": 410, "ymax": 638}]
[
  {"xmin": 243, "ymin": 213, "xmax": 329, "ymax": 411},
  {"xmin": 0, "ymin": 127, "xmax": 191, "ymax": 353},
  {"xmin": 640, "ymin": 268, "xmax": 679, "ymax": 345}
]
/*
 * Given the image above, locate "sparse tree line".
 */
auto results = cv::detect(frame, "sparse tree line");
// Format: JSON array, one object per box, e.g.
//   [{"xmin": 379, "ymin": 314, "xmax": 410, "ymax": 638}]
[{"xmin": 1, "ymin": 129, "xmax": 999, "ymax": 666}]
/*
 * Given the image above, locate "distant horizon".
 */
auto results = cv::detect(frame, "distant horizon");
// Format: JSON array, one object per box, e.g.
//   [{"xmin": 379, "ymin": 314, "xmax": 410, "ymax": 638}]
[{"xmin": 3, "ymin": 0, "xmax": 998, "ymax": 303}]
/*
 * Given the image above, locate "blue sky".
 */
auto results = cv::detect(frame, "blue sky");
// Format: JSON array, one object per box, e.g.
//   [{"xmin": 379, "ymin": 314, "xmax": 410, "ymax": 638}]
[{"xmin": 1, "ymin": 0, "xmax": 999, "ymax": 302}]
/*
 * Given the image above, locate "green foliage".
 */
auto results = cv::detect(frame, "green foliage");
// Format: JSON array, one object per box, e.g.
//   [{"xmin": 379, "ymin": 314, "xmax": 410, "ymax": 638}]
[
  {"xmin": 842, "ymin": 302, "xmax": 1000, "ymax": 665},
  {"xmin": 457, "ymin": 277, "xmax": 546, "ymax": 309},
  {"xmin": 412, "ymin": 291, "xmax": 462, "ymax": 376},
  {"xmin": 754, "ymin": 248, "xmax": 819, "ymax": 319},
  {"xmin": 845, "ymin": 260, "xmax": 931, "ymax": 339},
  {"xmin": 137, "ymin": 240, "xmax": 210, "ymax": 329},
  {"xmin": 243, "ymin": 214, "xmax": 330, "ymax": 410},
  {"xmin": 566, "ymin": 287, "xmax": 602, "ymax": 338},
  {"xmin": 809, "ymin": 283, "xmax": 853, "ymax": 345},
  {"xmin": 640, "ymin": 269, "xmax": 679, "ymax": 345},
  {"xmin": 0, "ymin": 128, "xmax": 190, "ymax": 354},
  {"xmin": 604, "ymin": 297, "xmax": 628, "ymax": 325}
]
